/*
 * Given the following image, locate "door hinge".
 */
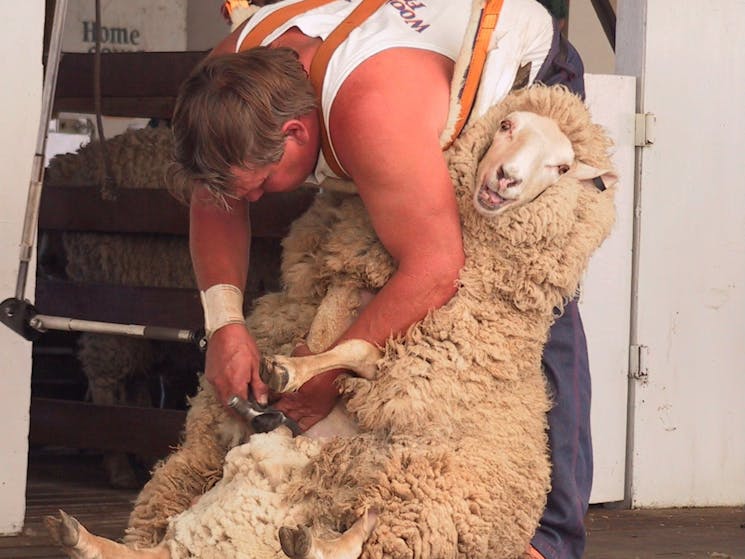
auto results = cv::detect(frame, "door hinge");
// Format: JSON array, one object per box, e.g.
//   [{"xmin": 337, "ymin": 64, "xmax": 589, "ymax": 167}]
[
  {"xmin": 635, "ymin": 113, "xmax": 656, "ymax": 147},
  {"xmin": 629, "ymin": 344, "xmax": 649, "ymax": 381}
]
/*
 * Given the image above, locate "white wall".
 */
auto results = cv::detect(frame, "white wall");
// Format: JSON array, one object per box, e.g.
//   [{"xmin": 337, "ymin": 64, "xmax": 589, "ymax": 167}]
[
  {"xmin": 187, "ymin": 0, "xmax": 230, "ymax": 51},
  {"xmin": 617, "ymin": 0, "xmax": 745, "ymax": 507},
  {"xmin": 0, "ymin": 3, "xmax": 43, "ymax": 535},
  {"xmin": 568, "ymin": 0, "xmax": 616, "ymax": 75}
]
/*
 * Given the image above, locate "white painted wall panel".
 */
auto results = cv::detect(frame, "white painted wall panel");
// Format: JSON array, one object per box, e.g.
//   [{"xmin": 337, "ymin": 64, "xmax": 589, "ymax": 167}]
[
  {"xmin": 618, "ymin": 0, "xmax": 745, "ymax": 507},
  {"xmin": 0, "ymin": 3, "xmax": 43, "ymax": 535},
  {"xmin": 581, "ymin": 74, "xmax": 636, "ymax": 504}
]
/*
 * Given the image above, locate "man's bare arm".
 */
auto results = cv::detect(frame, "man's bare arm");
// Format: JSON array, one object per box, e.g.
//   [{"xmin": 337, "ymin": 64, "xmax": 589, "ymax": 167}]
[
  {"xmin": 190, "ymin": 189, "xmax": 268, "ymax": 405},
  {"xmin": 190, "ymin": 189, "xmax": 249, "ymax": 290},
  {"xmin": 274, "ymin": 48, "xmax": 462, "ymax": 430},
  {"xmin": 331, "ymin": 48, "xmax": 465, "ymax": 346}
]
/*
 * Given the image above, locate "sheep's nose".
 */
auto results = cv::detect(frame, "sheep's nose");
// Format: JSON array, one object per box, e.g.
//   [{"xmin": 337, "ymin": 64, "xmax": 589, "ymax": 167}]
[{"xmin": 502, "ymin": 164, "xmax": 520, "ymax": 181}]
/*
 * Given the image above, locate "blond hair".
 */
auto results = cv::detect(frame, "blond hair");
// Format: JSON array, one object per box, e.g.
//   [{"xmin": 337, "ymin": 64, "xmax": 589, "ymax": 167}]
[{"xmin": 168, "ymin": 47, "xmax": 317, "ymax": 207}]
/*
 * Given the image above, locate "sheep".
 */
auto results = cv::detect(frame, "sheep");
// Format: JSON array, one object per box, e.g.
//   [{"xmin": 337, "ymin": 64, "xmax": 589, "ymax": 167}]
[
  {"xmin": 44, "ymin": 126, "xmax": 282, "ymax": 488},
  {"xmin": 45, "ymin": 84, "xmax": 617, "ymax": 559}
]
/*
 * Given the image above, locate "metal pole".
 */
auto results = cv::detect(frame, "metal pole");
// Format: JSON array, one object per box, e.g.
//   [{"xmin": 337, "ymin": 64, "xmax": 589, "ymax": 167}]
[
  {"xmin": 30, "ymin": 314, "xmax": 205, "ymax": 347},
  {"xmin": 589, "ymin": 0, "xmax": 617, "ymax": 51},
  {"xmin": 616, "ymin": 0, "xmax": 646, "ymax": 509},
  {"xmin": 15, "ymin": 0, "xmax": 69, "ymax": 300}
]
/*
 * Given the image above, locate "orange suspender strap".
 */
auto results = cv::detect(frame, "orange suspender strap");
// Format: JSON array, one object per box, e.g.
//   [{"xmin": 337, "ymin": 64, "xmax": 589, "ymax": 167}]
[
  {"xmin": 308, "ymin": 0, "xmax": 389, "ymax": 180},
  {"xmin": 443, "ymin": 0, "xmax": 505, "ymax": 151},
  {"xmin": 237, "ymin": 0, "xmax": 337, "ymax": 49},
  {"xmin": 239, "ymin": 0, "xmax": 386, "ymax": 180}
]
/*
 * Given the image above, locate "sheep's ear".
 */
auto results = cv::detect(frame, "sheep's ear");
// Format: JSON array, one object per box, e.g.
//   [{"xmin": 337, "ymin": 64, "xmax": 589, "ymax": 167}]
[{"xmin": 567, "ymin": 162, "xmax": 618, "ymax": 190}]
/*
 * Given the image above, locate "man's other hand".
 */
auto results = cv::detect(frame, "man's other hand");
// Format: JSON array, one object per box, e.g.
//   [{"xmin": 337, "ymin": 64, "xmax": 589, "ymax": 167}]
[{"xmin": 273, "ymin": 344, "xmax": 344, "ymax": 432}]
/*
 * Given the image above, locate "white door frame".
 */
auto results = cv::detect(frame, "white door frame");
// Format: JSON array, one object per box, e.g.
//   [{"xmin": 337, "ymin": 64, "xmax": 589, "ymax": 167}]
[{"xmin": 581, "ymin": 74, "xmax": 636, "ymax": 504}]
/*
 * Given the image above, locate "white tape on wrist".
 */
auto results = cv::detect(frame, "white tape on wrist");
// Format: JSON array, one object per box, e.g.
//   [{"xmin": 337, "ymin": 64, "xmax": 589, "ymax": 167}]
[{"xmin": 200, "ymin": 284, "xmax": 245, "ymax": 339}]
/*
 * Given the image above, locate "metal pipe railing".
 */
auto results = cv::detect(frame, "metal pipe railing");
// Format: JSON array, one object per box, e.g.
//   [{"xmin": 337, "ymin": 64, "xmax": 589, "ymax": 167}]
[{"xmin": 15, "ymin": 0, "xmax": 69, "ymax": 301}]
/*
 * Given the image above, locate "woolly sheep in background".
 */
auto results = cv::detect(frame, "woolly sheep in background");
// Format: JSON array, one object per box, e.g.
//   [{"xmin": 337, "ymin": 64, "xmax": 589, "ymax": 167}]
[{"xmin": 44, "ymin": 126, "xmax": 281, "ymax": 488}]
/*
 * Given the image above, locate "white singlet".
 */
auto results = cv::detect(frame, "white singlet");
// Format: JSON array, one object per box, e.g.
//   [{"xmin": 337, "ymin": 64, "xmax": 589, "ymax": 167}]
[{"xmin": 235, "ymin": 0, "xmax": 553, "ymax": 184}]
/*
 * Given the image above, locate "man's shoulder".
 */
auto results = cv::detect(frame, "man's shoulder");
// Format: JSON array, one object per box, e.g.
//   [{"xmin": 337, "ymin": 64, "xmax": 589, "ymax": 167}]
[{"xmin": 332, "ymin": 48, "xmax": 453, "ymax": 129}]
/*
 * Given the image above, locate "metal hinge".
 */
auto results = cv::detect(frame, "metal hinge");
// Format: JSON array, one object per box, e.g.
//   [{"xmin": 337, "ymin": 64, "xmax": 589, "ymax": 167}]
[
  {"xmin": 635, "ymin": 113, "xmax": 656, "ymax": 147},
  {"xmin": 629, "ymin": 344, "xmax": 649, "ymax": 381}
]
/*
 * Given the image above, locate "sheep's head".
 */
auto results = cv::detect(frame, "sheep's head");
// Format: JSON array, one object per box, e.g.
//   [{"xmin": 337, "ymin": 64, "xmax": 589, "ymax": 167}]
[{"xmin": 474, "ymin": 111, "xmax": 607, "ymax": 217}]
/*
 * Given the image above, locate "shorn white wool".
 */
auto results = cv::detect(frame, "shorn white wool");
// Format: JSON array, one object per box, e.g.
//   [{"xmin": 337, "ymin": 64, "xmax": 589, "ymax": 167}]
[{"xmin": 167, "ymin": 429, "xmax": 320, "ymax": 559}]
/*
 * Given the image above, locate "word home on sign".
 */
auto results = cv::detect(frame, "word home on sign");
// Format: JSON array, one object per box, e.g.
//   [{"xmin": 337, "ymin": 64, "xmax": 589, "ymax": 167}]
[{"xmin": 81, "ymin": 21, "xmax": 142, "ymax": 52}]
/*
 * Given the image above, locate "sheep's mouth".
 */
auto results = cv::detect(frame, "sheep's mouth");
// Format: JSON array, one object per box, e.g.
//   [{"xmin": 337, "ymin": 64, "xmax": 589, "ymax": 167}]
[
  {"xmin": 476, "ymin": 185, "xmax": 508, "ymax": 210},
  {"xmin": 475, "ymin": 168, "xmax": 519, "ymax": 211}
]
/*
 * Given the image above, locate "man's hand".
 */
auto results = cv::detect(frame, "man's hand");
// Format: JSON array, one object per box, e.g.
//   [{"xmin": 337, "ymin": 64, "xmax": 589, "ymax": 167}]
[
  {"xmin": 273, "ymin": 343, "xmax": 344, "ymax": 432},
  {"xmin": 205, "ymin": 323, "xmax": 269, "ymax": 407}
]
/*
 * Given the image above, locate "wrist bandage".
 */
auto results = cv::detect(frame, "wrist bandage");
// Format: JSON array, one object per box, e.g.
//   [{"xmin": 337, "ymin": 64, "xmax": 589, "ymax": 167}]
[{"xmin": 200, "ymin": 284, "xmax": 245, "ymax": 339}]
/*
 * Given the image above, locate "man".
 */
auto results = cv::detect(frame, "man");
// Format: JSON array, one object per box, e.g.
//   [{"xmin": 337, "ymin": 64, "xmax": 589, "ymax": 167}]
[{"xmin": 171, "ymin": 1, "xmax": 591, "ymax": 556}]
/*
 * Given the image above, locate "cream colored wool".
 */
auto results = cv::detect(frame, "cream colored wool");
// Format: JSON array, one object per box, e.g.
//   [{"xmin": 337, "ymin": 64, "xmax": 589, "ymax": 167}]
[
  {"xmin": 125, "ymin": 376, "xmax": 245, "ymax": 547},
  {"xmin": 289, "ymin": 86, "xmax": 616, "ymax": 559},
  {"xmin": 125, "ymin": 85, "xmax": 616, "ymax": 558},
  {"xmin": 123, "ymin": 197, "xmax": 350, "ymax": 544},
  {"xmin": 46, "ymin": 126, "xmax": 174, "ymax": 189},
  {"xmin": 166, "ymin": 430, "xmax": 320, "ymax": 559}
]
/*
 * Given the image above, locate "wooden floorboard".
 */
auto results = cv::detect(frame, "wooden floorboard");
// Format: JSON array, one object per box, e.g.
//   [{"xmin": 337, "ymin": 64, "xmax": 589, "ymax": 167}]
[
  {"xmin": 2, "ymin": 451, "xmax": 743, "ymax": 558},
  {"xmin": 0, "ymin": 452, "xmax": 138, "ymax": 558},
  {"xmin": 584, "ymin": 506, "xmax": 745, "ymax": 558}
]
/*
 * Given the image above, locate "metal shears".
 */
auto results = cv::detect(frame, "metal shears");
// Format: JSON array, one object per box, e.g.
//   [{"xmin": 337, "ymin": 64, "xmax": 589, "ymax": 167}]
[{"xmin": 226, "ymin": 393, "xmax": 303, "ymax": 437}]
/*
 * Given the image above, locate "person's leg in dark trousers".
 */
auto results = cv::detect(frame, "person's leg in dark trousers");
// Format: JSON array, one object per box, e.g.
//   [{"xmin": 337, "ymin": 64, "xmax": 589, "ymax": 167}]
[
  {"xmin": 530, "ymin": 23, "xmax": 593, "ymax": 559},
  {"xmin": 531, "ymin": 300, "xmax": 593, "ymax": 558}
]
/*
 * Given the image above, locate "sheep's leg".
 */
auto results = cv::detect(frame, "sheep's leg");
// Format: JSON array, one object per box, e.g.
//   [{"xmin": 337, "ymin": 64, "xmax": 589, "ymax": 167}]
[
  {"xmin": 45, "ymin": 510, "xmax": 169, "ymax": 559},
  {"xmin": 261, "ymin": 284, "xmax": 379, "ymax": 392},
  {"xmin": 260, "ymin": 338, "xmax": 382, "ymax": 393},
  {"xmin": 305, "ymin": 285, "xmax": 375, "ymax": 353},
  {"xmin": 279, "ymin": 511, "xmax": 377, "ymax": 559}
]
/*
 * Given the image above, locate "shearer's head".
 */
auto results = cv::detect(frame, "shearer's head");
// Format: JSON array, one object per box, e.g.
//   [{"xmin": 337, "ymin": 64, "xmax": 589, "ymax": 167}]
[{"xmin": 169, "ymin": 47, "xmax": 320, "ymax": 207}]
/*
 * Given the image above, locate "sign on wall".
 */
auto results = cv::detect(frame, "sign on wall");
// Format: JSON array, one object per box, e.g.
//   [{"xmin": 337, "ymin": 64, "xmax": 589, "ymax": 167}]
[{"xmin": 62, "ymin": 0, "xmax": 187, "ymax": 53}]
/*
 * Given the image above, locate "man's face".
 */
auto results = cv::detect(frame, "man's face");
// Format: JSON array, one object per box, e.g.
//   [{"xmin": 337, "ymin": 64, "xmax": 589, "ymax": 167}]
[
  {"xmin": 230, "ymin": 118, "xmax": 320, "ymax": 202},
  {"xmin": 229, "ymin": 164, "xmax": 272, "ymax": 202},
  {"xmin": 229, "ymin": 147, "xmax": 315, "ymax": 202}
]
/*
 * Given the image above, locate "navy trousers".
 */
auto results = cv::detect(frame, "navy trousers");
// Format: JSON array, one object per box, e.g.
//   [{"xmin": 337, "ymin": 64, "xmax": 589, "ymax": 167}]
[
  {"xmin": 530, "ymin": 23, "xmax": 593, "ymax": 559},
  {"xmin": 531, "ymin": 300, "xmax": 593, "ymax": 559}
]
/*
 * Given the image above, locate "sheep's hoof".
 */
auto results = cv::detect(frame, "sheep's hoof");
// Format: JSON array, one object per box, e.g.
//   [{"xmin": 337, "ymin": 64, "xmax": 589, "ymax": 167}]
[
  {"xmin": 44, "ymin": 510, "xmax": 81, "ymax": 548},
  {"xmin": 279, "ymin": 524, "xmax": 312, "ymax": 559},
  {"xmin": 260, "ymin": 357, "xmax": 291, "ymax": 392}
]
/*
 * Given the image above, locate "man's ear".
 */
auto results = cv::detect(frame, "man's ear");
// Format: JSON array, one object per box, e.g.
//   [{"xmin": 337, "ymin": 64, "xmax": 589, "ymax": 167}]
[
  {"xmin": 281, "ymin": 119, "xmax": 310, "ymax": 145},
  {"xmin": 567, "ymin": 162, "xmax": 618, "ymax": 190}
]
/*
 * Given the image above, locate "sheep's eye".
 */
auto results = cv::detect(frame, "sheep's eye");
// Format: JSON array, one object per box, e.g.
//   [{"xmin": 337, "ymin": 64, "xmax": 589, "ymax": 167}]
[
  {"xmin": 558, "ymin": 164, "xmax": 570, "ymax": 175},
  {"xmin": 499, "ymin": 120, "xmax": 512, "ymax": 132}
]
